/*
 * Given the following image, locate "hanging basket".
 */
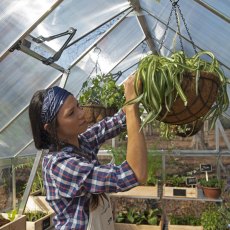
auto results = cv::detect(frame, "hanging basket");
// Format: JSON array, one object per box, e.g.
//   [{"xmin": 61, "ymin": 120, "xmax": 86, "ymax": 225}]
[
  {"xmin": 158, "ymin": 71, "xmax": 220, "ymax": 125},
  {"xmin": 82, "ymin": 105, "xmax": 117, "ymax": 124}
]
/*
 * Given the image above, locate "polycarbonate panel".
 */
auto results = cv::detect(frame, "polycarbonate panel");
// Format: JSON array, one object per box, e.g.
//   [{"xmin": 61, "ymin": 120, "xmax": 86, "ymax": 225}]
[
  {"xmin": 139, "ymin": 0, "xmax": 230, "ymax": 68},
  {"xmin": 31, "ymin": 0, "xmax": 130, "ymax": 51},
  {"xmin": 0, "ymin": 51, "xmax": 60, "ymax": 130},
  {"xmin": 111, "ymin": 41, "xmax": 151, "ymax": 85},
  {"xmin": 0, "ymin": 0, "xmax": 60, "ymax": 58},
  {"xmin": 65, "ymin": 16, "xmax": 145, "ymax": 96},
  {"xmin": 0, "ymin": 110, "xmax": 31, "ymax": 159}
]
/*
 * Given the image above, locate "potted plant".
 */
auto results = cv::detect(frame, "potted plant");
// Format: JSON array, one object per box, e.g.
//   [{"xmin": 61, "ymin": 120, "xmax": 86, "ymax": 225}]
[
  {"xmin": 163, "ymin": 175, "xmax": 198, "ymax": 198},
  {"xmin": 78, "ymin": 73, "xmax": 125, "ymax": 123},
  {"xmin": 131, "ymin": 51, "xmax": 229, "ymax": 137},
  {"xmin": 25, "ymin": 196, "xmax": 55, "ymax": 230},
  {"xmin": 115, "ymin": 207, "xmax": 162, "ymax": 230},
  {"xmin": 25, "ymin": 210, "xmax": 55, "ymax": 230},
  {"xmin": 168, "ymin": 214, "xmax": 202, "ymax": 230},
  {"xmin": 201, "ymin": 206, "xmax": 228, "ymax": 230},
  {"xmin": 0, "ymin": 210, "xmax": 26, "ymax": 230},
  {"xmin": 199, "ymin": 177, "xmax": 222, "ymax": 199}
]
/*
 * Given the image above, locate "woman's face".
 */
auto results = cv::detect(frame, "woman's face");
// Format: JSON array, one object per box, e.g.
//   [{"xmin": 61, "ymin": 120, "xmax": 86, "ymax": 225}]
[{"xmin": 56, "ymin": 95, "xmax": 88, "ymax": 145}]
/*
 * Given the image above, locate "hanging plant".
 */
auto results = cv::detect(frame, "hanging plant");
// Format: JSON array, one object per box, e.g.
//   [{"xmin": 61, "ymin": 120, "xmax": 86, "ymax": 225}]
[
  {"xmin": 78, "ymin": 73, "xmax": 125, "ymax": 123},
  {"xmin": 131, "ymin": 50, "xmax": 229, "ymax": 137}
]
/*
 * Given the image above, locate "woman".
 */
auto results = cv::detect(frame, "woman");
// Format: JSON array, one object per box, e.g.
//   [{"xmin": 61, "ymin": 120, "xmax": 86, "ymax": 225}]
[{"xmin": 28, "ymin": 75, "xmax": 147, "ymax": 230}]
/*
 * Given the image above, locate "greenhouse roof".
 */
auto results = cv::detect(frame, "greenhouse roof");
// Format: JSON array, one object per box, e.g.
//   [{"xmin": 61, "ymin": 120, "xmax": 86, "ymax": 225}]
[{"xmin": 0, "ymin": 0, "xmax": 229, "ymax": 159}]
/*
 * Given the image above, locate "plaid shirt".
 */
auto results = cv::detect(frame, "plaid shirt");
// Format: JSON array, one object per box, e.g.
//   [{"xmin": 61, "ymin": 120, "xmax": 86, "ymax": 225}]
[{"xmin": 42, "ymin": 110, "xmax": 139, "ymax": 229}]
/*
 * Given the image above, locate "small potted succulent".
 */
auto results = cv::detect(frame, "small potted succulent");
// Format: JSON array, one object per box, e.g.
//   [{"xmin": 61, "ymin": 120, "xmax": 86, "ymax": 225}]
[
  {"xmin": 78, "ymin": 73, "xmax": 125, "ymax": 123},
  {"xmin": 199, "ymin": 177, "xmax": 222, "ymax": 199}
]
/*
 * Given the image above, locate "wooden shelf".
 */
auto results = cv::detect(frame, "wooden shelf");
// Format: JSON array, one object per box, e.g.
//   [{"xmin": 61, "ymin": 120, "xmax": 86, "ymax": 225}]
[
  {"xmin": 163, "ymin": 188, "xmax": 222, "ymax": 202},
  {"xmin": 110, "ymin": 186, "xmax": 159, "ymax": 199}
]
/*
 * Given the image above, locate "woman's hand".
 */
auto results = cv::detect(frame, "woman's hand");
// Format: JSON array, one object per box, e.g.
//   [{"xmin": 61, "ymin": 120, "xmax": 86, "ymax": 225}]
[{"xmin": 123, "ymin": 74, "xmax": 137, "ymax": 103}]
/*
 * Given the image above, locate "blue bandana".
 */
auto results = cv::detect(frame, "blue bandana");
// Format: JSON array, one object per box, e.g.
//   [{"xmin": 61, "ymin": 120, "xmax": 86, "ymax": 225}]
[{"xmin": 41, "ymin": 86, "xmax": 72, "ymax": 124}]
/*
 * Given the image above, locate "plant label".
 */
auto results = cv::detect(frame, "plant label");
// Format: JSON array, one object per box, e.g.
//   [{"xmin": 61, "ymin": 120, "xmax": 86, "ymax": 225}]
[
  {"xmin": 42, "ymin": 217, "xmax": 51, "ymax": 229},
  {"xmin": 173, "ymin": 188, "xmax": 186, "ymax": 196},
  {"xmin": 186, "ymin": 177, "xmax": 197, "ymax": 186},
  {"xmin": 200, "ymin": 164, "xmax": 212, "ymax": 172}
]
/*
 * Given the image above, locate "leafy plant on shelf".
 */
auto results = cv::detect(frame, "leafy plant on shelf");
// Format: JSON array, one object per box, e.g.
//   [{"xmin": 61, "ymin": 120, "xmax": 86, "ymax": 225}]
[
  {"xmin": 199, "ymin": 177, "xmax": 223, "ymax": 188},
  {"xmin": 129, "ymin": 51, "xmax": 230, "ymax": 138},
  {"xmin": 78, "ymin": 73, "xmax": 125, "ymax": 109},
  {"xmin": 25, "ymin": 210, "xmax": 48, "ymax": 222},
  {"xmin": 166, "ymin": 175, "xmax": 187, "ymax": 187},
  {"xmin": 7, "ymin": 209, "xmax": 17, "ymax": 222},
  {"xmin": 170, "ymin": 214, "xmax": 201, "ymax": 226},
  {"xmin": 116, "ymin": 207, "xmax": 161, "ymax": 225}
]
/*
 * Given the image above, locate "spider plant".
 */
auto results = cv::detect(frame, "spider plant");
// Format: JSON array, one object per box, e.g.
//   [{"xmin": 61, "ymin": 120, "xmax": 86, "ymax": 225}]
[{"xmin": 130, "ymin": 51, "xmax": 229, "ymax": 136}]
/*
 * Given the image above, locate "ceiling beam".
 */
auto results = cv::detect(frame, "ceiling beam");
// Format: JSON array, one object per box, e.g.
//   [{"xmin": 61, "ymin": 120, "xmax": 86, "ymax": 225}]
[{"xmin": 129, "ymin": 0, "xmax": 157, "ymax": 54}]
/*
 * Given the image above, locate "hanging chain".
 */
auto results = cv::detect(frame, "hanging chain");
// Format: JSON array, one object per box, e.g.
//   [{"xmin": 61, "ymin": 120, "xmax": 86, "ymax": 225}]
[
  {"xmin": 158, "ymin": 5, "xmax": 174, "ymax": 52},
  {"xmin": 159, "ymin": 0, "xmax": 197, "ymax": 54},
  {"xmin": 176, "ymin": 4, "xmax": 197, "ymax": 53}
]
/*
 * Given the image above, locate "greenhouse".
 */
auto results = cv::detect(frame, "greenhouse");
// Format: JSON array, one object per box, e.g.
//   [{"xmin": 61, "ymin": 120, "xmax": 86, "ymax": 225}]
[{"xmin": 0, "ymin": 0, "xmax": 230, "ymax": 229}]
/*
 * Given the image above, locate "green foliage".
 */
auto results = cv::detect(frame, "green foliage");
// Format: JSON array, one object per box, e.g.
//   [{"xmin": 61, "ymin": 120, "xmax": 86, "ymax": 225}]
[
  {"xmin": 132, "ymin": 51, "xmax": 230, "ymax": 137},
  {"xmin": 7, "ymin": 209, "xmax": 17, "ymax": 222},
  {"xmin": 201, "ymin": 206, "xmax": 228, "ymax": 230},
  {"xmin": 78, "ymin": 74, "xmax": 125, "ymax": 109},
  {"xmin": 170, "ymin": 214, "xmax": 201, "ymax": 226},
  {"xmin": 111, "ymin": 146, "xmax": 161, "ymax": 186},
  {"xmin": 166, "ymin": 175, "xmax": 187, "ymax": 187},
  {"xmin": 15, "ymin": 161, "xmax": 45, "ymax": 196},
  {"xmin": 199, "ymin": 177, "xmax": 222, "ymax": 188},
  {"xmin": 116, "ymin": 207, "xmax": 161, "ymax": 225},
  {"xmin": 25, "ymin": 211, "xmax": 48, "ymax": 222}
]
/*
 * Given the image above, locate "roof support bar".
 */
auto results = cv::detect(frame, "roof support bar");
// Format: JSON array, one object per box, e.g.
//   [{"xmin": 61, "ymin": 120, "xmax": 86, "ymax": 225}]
[
  {"xmin": 193, "ymin": 0, "xmax": 230, "ymax": 24},
  {"xmin": 129, "ymin": 0, "xmax": 157, "ymax": 54}
]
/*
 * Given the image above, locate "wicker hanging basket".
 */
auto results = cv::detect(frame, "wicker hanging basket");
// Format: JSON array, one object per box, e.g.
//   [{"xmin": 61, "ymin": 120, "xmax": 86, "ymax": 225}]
[
  {"xmin": 158, "ymin": 71, "xmax": 220, "ymax": 125},
  {"xmin": 82, "ymin": 105, "xmax": 117, "ymax": 124}
]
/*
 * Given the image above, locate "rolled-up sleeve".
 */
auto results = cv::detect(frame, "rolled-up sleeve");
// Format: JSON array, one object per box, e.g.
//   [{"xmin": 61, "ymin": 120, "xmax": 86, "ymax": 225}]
[{"xmin": 52, "ymin": 156, "xmax": 138, "ymax": 198}]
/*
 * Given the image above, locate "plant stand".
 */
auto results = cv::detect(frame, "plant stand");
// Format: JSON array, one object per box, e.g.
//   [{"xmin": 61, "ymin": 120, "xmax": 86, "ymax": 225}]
[{"xmin": 0, "ymin": 214, "xmax": 26, "ymax": 230}]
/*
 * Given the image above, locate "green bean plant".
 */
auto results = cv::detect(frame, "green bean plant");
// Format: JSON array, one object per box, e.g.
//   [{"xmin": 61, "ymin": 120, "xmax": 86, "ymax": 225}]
[{"xmin": 130, "ymin": 51, "xmax": 230, "ymax": 138}]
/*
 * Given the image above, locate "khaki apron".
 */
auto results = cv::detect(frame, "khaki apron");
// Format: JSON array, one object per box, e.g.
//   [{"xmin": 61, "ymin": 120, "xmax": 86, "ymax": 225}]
[{"xmin": 87, "ymin": 194, "xmax": 115, "ymax": 230}]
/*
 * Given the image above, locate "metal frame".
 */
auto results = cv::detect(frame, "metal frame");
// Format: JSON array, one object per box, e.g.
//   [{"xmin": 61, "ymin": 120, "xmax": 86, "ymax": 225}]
[
  {"xmin": 192, "ymin": 0, "xmax": 230, "ymax": 24},
  {"xmin": 0, "ymin": 0, "xmax": 64, "ymax": 61},
  {"xmin": 129, "ymin": 0, "xmax": 157, "ymax": 54}
]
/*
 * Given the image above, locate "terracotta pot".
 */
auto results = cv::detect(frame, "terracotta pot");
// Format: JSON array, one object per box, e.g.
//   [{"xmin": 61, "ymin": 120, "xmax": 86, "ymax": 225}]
[
  {"xmin": 158, "ymin": 71, "xmax": 219, "ymax": 125},
  {"xmin": 202, "ymin": 186, "xmax": 221, "ymax": 199}
]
